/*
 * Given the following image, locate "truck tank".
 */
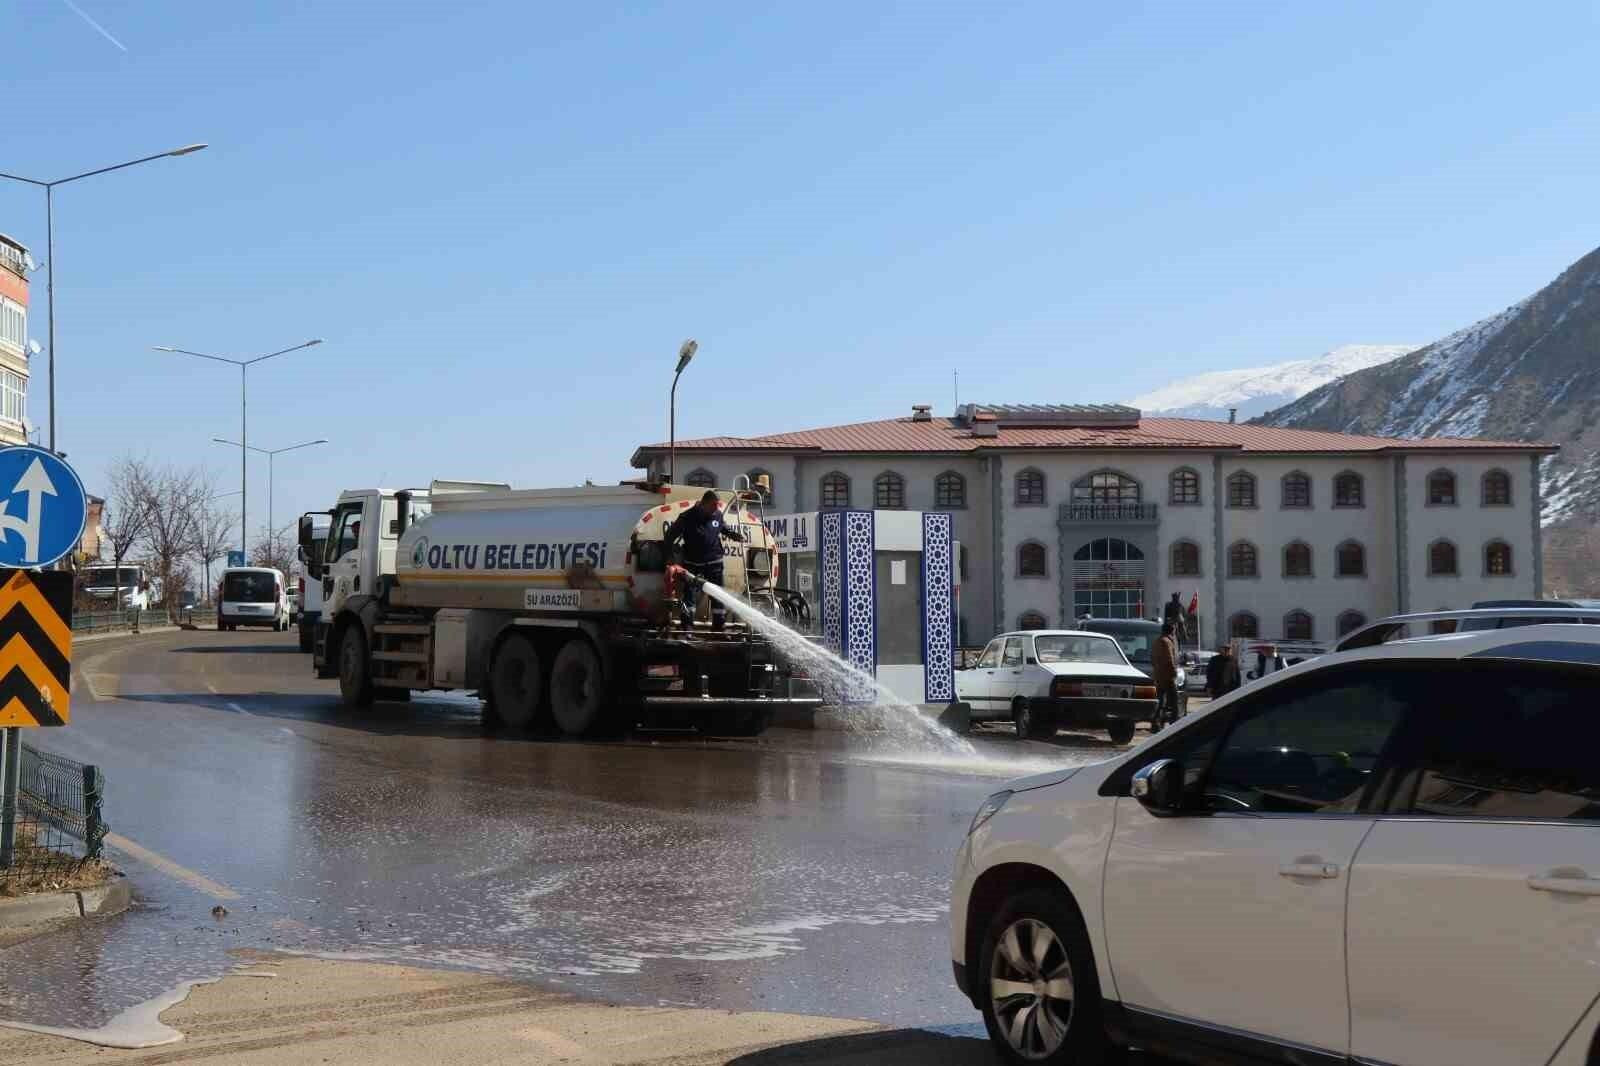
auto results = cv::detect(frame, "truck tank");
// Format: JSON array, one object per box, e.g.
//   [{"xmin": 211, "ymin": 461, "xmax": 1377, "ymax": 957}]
[{"xmin": 391, "ymin": 482, "xmax": 777, "ymax": 617}]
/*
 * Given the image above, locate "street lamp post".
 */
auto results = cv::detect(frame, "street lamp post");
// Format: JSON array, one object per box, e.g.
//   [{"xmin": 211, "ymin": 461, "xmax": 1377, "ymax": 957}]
[
  {"xmin": 1, "ymin": 144, "xmax": 207, "ymax": 452},
  {"xmin": 668, "ymin": 339, "xmax": 697, "ymax": 484},
  {"xmin": 153, "ymin": 340, "xmax": 322, "ymax": 557},
  {"xmin": 202, "ymin": 489, "xmax": 242, "ymax": 601},
  {"xmin": 211, "ymin": 438, "xmax": 327, "ymax": 564}
]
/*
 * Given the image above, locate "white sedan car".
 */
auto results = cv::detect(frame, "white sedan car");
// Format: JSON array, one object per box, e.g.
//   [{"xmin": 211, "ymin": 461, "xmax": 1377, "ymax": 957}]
[
  {"xmin": 956, "ymin": 631, "xmax": 1158, "ymax": 744},
  {"xmin": 951, "ymin": 621, "xmax": 1600, "ymax": 1066}
]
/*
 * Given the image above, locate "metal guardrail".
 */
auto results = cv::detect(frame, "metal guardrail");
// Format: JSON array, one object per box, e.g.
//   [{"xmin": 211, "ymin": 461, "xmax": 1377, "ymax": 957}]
[
  {"xmin": 71, "ymin": 607, "xmax": 217, "ymax": 633},
  {"xmin": 0, "ymin": 742, "xmax": 106, "ymax": 878}
]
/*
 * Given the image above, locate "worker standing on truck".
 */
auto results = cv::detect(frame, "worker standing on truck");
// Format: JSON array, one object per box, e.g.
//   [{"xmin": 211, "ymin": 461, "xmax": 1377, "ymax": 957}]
[{"xmin": 665, "ymin": 491, "xmax": 745, "ymax": 629}]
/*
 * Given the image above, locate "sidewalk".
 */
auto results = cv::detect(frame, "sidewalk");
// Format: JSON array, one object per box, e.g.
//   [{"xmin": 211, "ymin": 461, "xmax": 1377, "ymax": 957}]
[{"xmin": 0, "ymin": 956, "xmax": 991, "ymax": 1064}]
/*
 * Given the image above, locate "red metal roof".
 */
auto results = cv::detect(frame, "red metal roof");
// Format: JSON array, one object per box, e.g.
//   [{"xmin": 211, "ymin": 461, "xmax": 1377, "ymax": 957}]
[{"xmin": 635, "ymin": 415, "xmax": 1553, "ymax": 461}]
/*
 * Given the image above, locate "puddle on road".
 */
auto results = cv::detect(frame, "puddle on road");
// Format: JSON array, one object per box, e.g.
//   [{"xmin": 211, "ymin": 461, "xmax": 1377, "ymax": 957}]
[{"xmin": 1, "ymin": 697, "xmax": 1096, "ymax": 1042}]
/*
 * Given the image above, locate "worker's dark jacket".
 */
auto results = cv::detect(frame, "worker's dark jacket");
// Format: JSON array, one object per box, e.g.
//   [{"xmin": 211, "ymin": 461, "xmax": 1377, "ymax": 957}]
[
  {"xmin": 665, "ymin": 507, "xmax": 742, "ymax": 567},
  {"xmin": 1206, "ymin": 654, "xmax": 1241, "ymax": 697}
]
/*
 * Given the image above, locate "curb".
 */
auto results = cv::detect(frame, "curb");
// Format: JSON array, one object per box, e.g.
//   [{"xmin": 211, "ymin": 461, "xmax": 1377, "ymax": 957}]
[
  {"xmin": 776, "ymin": 702, "xmax": 971, "ymax": 733},
  {"xmin": 0, "ymin": 878, "xmax": 133, "ymax": 929},
  {"xmin": 73, "ymin": 625, "xmax": 181, "ymax": 645}
]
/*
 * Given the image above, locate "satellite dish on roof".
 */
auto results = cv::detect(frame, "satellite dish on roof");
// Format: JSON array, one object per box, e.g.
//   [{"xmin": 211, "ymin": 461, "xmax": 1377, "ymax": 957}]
[
  {"xmin": 22, "ymin": 251, "xmax": 37, "ymax": 272},
  {"xmin": 26, "ymin": 340, "xmax": 41, "ymax": 358}
]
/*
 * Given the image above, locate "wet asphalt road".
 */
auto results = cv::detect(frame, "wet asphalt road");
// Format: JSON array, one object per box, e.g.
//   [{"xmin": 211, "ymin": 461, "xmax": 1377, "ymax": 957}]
[{"xmin": 2, "ymin": 628, "xmax": 1125, "ymax": 1039}]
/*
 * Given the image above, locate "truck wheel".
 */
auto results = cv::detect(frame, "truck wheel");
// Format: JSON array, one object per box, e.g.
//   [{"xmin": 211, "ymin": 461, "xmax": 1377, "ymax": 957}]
[
  {"xmin": 1107, "ymin": 720, "xmax": 1135, "ymax": 745},
  {"xmin": 488, "ymin": 635, "xmax": 548, "ymax": 732},
  {"xmin": 718, "ymin": 706, "xmax": 773, "ymax": 738},
  {"xmin": 549, "ymin": 638, "xmax": 610, "ymax": 737},
  {"xmin": 337, "ymin": 624, "xmax": 374, "ymax": 707}
]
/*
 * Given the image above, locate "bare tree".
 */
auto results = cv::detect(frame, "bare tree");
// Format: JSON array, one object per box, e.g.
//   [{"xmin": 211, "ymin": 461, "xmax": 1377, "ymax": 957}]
[
  {"xmin": 248, "ymin": 523, "xmax": 296, "ymax": 576},
  {"xmin": 139, "ymin": 464, "xmax": 208, "ymax": 620},
  {"xmin": 193, "ymin": 480, "xmax": 239, "ymax": 605},
  {"xmin": 98, "ymin": 458, "xmax": 154, "ymax": 613}
]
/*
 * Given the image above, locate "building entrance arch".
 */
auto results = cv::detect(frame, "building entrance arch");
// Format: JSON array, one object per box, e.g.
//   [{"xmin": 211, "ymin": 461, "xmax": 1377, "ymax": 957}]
[{"xmin": 1071, "ymin": 537, "xmax": 1147, "ymax": 620}]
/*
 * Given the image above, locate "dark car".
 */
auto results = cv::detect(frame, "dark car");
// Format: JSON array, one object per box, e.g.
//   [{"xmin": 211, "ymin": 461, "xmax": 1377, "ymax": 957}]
[{"xmin": 1076, "ymin": 617, "xmax": 1188, "ymax": 721}]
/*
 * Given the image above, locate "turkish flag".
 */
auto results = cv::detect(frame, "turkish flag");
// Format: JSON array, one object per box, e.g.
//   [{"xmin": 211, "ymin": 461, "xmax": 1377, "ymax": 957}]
[{"xmin": 1188, "ymin": 591, "xmax": 1199, "ymax": 614}]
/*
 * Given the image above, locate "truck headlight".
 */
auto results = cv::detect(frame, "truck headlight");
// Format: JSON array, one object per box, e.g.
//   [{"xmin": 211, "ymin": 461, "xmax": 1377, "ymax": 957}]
[{"xmin": 968, "ymin": 790, "xmax": 1012, "ymax": 836}]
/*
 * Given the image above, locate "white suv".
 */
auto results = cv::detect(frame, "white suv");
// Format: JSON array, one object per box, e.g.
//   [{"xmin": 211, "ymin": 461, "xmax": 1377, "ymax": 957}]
[{"xmin": 950, "ymin": 622, "xmax": 1600, "ymax": 1066}]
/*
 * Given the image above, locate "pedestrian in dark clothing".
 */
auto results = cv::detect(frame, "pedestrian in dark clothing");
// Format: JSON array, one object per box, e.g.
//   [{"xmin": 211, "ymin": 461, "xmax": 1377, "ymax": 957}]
[
  {"xmin": 1163, "ymin": 592, "xmax": 1189, "ymax": 645},
  {"xmin": 1206, "ymin": 644, "xmax": 1241, "ymax": 698},
  {"xmin": 664, "ymin": 491, "xmax": 744, "ymax": 629}
]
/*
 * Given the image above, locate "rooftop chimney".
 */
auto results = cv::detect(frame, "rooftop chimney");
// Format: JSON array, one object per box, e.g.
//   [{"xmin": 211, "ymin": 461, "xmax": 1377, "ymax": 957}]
[
  {"xmin": 1228, "ymin": 408, "xmax": 1237, "ymax": 424},
  {"xmin": 911, "ymin": 404, "xmax": 932, "ymax": 422},
  {"xmin": 971, "ymin": 411, "xmax": 999, "ymax": 438}
]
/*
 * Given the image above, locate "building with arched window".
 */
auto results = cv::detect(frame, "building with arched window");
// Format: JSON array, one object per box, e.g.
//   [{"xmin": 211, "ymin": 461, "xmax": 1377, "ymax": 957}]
[{"xmin": 631, "ymin": 402, "xmax": 1553, "ymax": 646}]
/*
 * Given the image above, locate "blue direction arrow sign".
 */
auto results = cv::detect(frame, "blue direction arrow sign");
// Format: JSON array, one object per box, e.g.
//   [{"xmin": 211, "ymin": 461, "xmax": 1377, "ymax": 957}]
[
  {"xmin": 227, "ymin": 550, "xmax": 246, "ymax": 568},
  {"xmin": 0, "ymin": 447, "xmax": 88, "ymax": 569}
]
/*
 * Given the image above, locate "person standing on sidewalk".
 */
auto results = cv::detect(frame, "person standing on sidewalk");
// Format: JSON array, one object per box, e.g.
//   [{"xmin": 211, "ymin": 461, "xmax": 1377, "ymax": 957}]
[
  {"xmin": 1206, "ymin": 643, "xmax": 1241, "ymax": 698},
  {"xmin": 1163, "ymin": 592, "xmax": 1189, "ymax": 646},
  {"xmin": 1151, "ymin": 620, "xmax": 1181, "ymax": 725}
]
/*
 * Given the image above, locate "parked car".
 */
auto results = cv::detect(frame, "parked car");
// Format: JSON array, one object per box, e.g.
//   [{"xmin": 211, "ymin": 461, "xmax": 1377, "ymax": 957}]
[
  {"xmin": 1076, "ymin": 617, "xmax": 1188, "ymax": 719},
  {"xmin": 950, "ymin": 618, "xmax": 1600, "ymax": 1066},
  {"xmin": 1337, "ymin": 606, "xmax": 1600, "ymax": 652},
  {"xmin": 1181, "ymin": 649, "xmax": 1214, "ymax": 693},
  {"xmin": 956, "ymin": 630, "xmax": 1157, "ymax": 743}
]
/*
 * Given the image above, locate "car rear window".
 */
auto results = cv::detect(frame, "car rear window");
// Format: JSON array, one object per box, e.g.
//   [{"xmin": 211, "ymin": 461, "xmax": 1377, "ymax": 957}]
[
  {"xmin": 223, "ymin": 573, "xmax": 276, "ymax": 602},
  {"xmin": 1035, "ymin": 635, "xmax": 1126, "ymax": 665}
]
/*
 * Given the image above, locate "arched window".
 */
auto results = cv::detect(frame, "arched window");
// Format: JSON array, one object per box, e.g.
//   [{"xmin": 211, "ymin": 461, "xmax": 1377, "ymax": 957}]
[
  {"xmin": 1337, "ymin": 610, "xmax": 1367, "ymax": 637},
  {"xmin": 1015, "ymin": 468, "xmax": 1046, "ymax": 507},
  {"xmin": 1229, "ymin": 612, "xmax": 1259, "ymax": 638},
  {"xmin": 1169, "ymin": 540, "xmax": 1201, "ymax": 577},
  {"xmin": 1228, "ymin": 540, "xmax": 1258, "ymax": 578},
  {"xmin": 1281, "ymin": 471, "xmax": 1312, "ymax": 509},
  {"xmin": 1484, "ymin": 540, "xmax": 1513, "ymax": 576},
  {"xmin": 1427, "ymin": 469, "xmax": 1457, "ymax": 506},
  {"xmin": 1226, "ymin": 471, "xmax": 1257, "ymax": 508},
  {"xmin": 820, "ymin": 471, "xmax": 850, "ymax": 509},
  {"xmin": 684, "ymin": 468, "xmax": 716, "ymax": 489},
  {"xmin": 1482, "ymin": 469, "xmax": 1512, "ymax": 507},
  {"xmin": 1018, "ymin": 541, "xmax": 1048, "ymax": 578},
  {"xmin": 1017, "ymin": 611, "xmax": 1048, "ymax": 630},
  {"xmin": 1333, "ymin": 471, "xmax": 1364, "ymax": 508},
  {"xmin": 1072, "ymin": 470, "xmax": 1141, "ymax": 504},
  {"xmin": 1336, "ymin": 540, "xmax": 1366, "ymax": 578},
  {"xmin": 745, "ymin": 468, "xmax": 774, "ymax": 505},
  {"xmin": 1169, "ymin": 467, "xmax": 1201, "ymax": 505},
  {"xmin": 873, "ymin": 471, "xmax": 905, "ymax": 509},
  {"xmin": 1283, "ymin": 540, "xmax": 1313, "ymax": 578},
  {"xmin": 1428, "ymin": 539, "xmax": 1458, "ymax": 576},
  {"xmin": 934, "ymin": 470, "xmax": 966, "ymax": 509},
  {"xmin": 1284, "ymin": 610, "xmax": 1314, "ymax": 641}
]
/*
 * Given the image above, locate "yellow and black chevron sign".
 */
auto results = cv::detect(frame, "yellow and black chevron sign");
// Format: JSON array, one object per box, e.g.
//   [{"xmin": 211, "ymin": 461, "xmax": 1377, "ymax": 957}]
[{"xmin": 0, "ymin": 570, "xmax": 73, "ymax": 727}]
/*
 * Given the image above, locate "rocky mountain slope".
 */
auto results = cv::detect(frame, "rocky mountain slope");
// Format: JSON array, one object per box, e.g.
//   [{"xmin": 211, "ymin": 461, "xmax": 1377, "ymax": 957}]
[
  {"xmin": 1129, "ymin": 344, "xmax": 1416, "ymax": 422},
  {"xmin": 1258, "ymin": 244, "xmax": 1600, "ymax": 525}
]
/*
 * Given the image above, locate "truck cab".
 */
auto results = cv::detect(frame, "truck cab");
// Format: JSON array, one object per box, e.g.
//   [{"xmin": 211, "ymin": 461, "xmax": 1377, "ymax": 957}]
[{"xmin": 80, "ymin": 564, "xmax": 151, "ymax": 610}]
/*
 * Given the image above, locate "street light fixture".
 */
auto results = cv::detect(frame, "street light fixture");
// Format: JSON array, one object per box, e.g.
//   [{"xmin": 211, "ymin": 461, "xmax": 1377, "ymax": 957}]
[
  {"xmin": 211, "ymin": 437, "xmax": 327, "ymax": 563},
  {"xmin": 1, "ymin": 144, "xmax": 208, "ymax": 451},
  {"xmin": 669, "ymin": 339, "xmax": 697, "ymax": 484},
  {"xmin": 153, "ymin": 339, "xmax": 322, "ymax": 556}
]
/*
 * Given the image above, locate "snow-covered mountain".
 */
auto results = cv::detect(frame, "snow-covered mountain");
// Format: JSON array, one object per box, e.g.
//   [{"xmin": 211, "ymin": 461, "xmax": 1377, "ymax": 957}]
[
  {"xmin": 1128, "ymin": 344, "xmax": 1416, "ymax": 422},
  {"xmin": 1256, "ymin": 243, "xmax": 1600, "ymax": 593}
]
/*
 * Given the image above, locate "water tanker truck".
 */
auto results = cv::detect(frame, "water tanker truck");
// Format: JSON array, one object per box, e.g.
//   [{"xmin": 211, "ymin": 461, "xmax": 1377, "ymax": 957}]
[{"xmin": 299, "ymin": 480, "xmax": 811, "ymax": 737}]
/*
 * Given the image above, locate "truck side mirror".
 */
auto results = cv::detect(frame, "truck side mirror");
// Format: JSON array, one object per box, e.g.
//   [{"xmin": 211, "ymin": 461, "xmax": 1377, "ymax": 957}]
[{"xmin": 297, "ymin": 515, "xmax": 323, "ymax": 579}]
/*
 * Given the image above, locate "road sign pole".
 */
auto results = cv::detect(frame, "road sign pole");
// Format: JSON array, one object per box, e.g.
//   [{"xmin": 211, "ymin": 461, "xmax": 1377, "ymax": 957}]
[{"xmin": 0, "ymin": 727, "xmax": 19, "ymax": 867}]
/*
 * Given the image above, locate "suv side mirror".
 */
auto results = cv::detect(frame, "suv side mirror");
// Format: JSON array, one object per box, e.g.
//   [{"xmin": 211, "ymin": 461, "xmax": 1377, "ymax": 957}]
[{"xmin": 1131, "ymin": 759, "xmax": 1185, "ymax": 816}]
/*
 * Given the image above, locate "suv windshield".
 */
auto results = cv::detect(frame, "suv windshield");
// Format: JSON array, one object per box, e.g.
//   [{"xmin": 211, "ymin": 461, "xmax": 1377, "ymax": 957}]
[
  {"xmin": 1035, "ymin": 635, "xmax": 1127, "ymax": 665},
  {"xmin": 223, "ymin": 573, "xmax": 276, "ymax": 602}
]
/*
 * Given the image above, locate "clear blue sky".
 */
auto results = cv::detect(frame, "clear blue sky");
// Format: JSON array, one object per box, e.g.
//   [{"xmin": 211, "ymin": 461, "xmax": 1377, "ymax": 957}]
[{"xmin": 3, "ymin": 0, "xmax": 1598, "ymax": 543}]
